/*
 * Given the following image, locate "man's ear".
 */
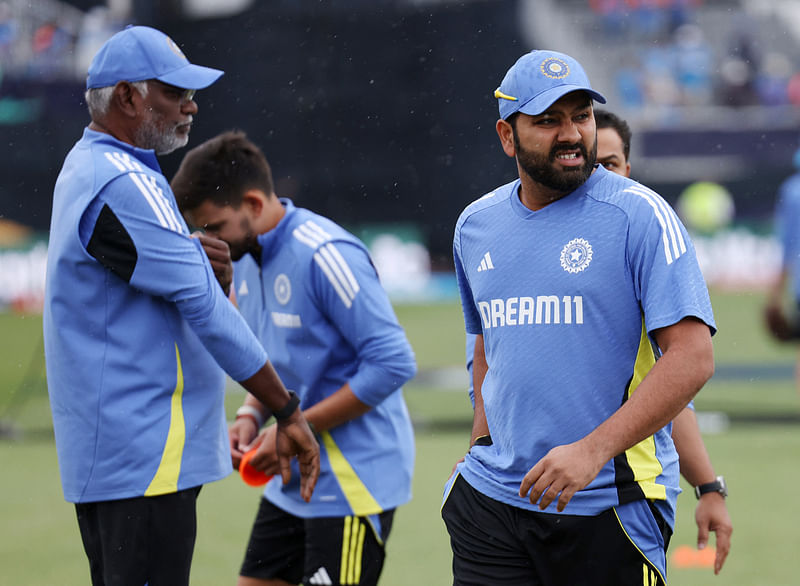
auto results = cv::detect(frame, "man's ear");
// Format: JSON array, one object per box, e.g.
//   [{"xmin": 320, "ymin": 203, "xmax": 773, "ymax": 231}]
[
  {"xmin": 113, "ymin": 81, "xmax": 142, "ymax": 119},
  {"xmin": 496, "ymin": 119, "xmax": 516, "ymax": 158},
  {"xmin": 242, "ymin": 189, "xmax": 266, "ymax": 217}
]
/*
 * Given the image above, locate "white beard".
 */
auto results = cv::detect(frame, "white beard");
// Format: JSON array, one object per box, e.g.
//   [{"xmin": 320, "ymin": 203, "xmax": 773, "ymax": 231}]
[{"xmin": 135, "ymin": 110, "xmax": 189, "ymax": 155}]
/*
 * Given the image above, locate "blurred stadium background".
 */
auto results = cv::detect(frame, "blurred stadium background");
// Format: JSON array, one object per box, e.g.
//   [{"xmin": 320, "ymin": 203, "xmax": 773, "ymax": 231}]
[
  {"xmin": 2, "ymin": 0, "xmax": 800, "ymax": 584},
  {"xmin": 3, "ymin": 0, "xmax": 800, "ymax": 301}
]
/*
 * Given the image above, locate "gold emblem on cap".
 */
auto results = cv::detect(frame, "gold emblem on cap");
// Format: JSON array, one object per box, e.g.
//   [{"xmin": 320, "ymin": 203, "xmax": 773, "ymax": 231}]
[
  {"xmin": 166, "ymin": 36, "xmax": 187, "ymax": 60},
  {"xmin": 494, "ymin": 88, "xmax": 518, "ymax": 101},
  {"xmin": 541, "ymin": 57, "xmax": 569, "ymax": 80}
]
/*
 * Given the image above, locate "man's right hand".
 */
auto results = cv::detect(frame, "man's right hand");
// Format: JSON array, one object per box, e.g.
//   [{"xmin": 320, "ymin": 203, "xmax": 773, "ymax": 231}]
[
  {"xmin": 275, "ymin": 410, "xmax": 320, "ymax": 502},
  {"xmin": 764, "ymin": 303, "xmax": 792, "ymax": 341},
  {"xmin": 238, "ymin": 363, "xmax": 320, "ymax": 500},
  {"xmin": 229, "ymin": 417, "xmax": 259, "ymax": 469}
]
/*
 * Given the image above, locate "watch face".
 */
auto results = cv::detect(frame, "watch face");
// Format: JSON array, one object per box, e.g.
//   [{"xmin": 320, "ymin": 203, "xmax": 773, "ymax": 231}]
[
  {"xmin": 717, "ymin": 477, "xmax": 728, "ymax": 497},
  {"xmin": 695, "ymin": 476, "xmax": 727, "ymax": 498}
]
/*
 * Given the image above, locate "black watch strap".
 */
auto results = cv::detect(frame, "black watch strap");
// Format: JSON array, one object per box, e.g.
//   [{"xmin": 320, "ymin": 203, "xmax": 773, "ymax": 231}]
[
  {"xmin": 694, "ymin": 475, "xmax": 727, "ymax": 499},
  {"xmin": 272, "ymin": 391, "xmax": 300, "ymax": 421}
]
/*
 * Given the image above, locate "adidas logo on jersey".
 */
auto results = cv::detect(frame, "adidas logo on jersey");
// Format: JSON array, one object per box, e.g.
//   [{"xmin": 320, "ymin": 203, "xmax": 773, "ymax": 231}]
[
  {"xmin": 477, "ymin": 251, "xmax": 494, "ymax": 272},
  {"xmin": 308, "ymin": 566, "xmax": 333, "ymax": 585},
  {"xmin": 237, "ymin": 280, "xmax": 249, "ymax": 297}
]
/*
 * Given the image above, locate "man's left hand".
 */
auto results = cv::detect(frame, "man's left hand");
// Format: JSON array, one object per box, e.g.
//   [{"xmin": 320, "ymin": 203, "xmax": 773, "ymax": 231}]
[{"xmin": 696, "ymin": 493, "xmax": 733, "ymax": 574}]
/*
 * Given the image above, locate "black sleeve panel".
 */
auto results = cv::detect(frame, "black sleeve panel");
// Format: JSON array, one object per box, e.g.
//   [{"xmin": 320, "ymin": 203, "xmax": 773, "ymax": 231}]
[{"xmin": 86, "ymin": 203, "xmax": 138, "ymax": 283}]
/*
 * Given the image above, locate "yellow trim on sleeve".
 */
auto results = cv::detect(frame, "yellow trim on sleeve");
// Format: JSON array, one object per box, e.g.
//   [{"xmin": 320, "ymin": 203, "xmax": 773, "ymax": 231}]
[
  {"xmin": 623, "ymin": 319, "xmax": 666, "ymax": 500},
  {"xmin": 321, "ymin": 430, "xmax": 382, "ymax": 516},
  {"xmin": 145, "ymin": 344, "xmax": 186, "ymax": 496}
]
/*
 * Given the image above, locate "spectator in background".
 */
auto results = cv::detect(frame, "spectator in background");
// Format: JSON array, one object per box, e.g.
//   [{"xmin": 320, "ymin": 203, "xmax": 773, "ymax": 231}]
[
  {"xmin": 755, "ymin": 51, "xmax": 793, "ymax": 107},
  {"xmin": 0, "ymin": 2, "xmax": 18, "ymax": 62},
  {"xmin": 717, "ymin": 56, "xmax": 759, "ymax": 108},
  {"xmin": 764, "ymin": 146, "xmax": 800, "ymax": 389},
  {"xmin": 589, "ymin": 0, "xmax": 628, "ymax": 36},
  {"xmin": 717, "ymin": 15, "xmax": 761, "ymax": 107},
  {"xmin": 29, "ymin": 21, "xmax": 73, "ymax": 79},
  {"xmin": 74, "ymin": 6, "xmax": 125, "ymax": 83},
  {"xmin": 671, "ymin": 24, "xmax": 713, "ymax": 106},
  {"xmin": 641, "ymin": 45, "xmax": 682, "ymax": 109},
  {"xmin": 615, "ymin": 55, "xmax": 647, "ymax": 110},
  {"xmin": 44, "ymin": 26, "xmax": 319, "ymax": 586},
  {"xmin": 787, "ymin": 72, "xmax": 800, "ymax": 106}
]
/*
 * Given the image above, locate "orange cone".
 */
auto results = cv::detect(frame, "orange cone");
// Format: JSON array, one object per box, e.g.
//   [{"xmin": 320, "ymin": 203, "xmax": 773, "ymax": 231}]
[{"xmin": 670, "ymin": 544, "xmax": 716, "ymax": 568}]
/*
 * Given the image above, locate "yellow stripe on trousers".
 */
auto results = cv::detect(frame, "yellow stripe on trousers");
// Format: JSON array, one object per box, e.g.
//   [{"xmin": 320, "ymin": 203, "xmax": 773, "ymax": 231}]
[
  {"xmin": 340, "ymin": 516, "xmax": 366, "ymax": 585},
  {"xmin": 145, "ymin": 344, "xmax": 186, "ymax": 496}
]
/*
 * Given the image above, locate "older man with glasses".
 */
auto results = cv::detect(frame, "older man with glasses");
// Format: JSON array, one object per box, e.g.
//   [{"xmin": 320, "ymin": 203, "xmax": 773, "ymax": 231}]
[{"xmin": 44, "ymin": 25, "xmax": 319, "ymax": 586}]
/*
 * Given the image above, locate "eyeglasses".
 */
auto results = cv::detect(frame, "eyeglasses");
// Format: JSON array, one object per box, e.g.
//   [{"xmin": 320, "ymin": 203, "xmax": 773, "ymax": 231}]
[
  {"xmin": 148, "ymin": 79, "xmax": 196, "ymax": 104},
  {"xmin": 177, "ymin": 88, "xmax": 196, "ymax": 103}
]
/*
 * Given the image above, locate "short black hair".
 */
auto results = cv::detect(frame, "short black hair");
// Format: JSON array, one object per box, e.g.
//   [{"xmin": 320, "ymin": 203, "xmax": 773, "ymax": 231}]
[
  {"xmin": 594, "ymin": 109, "xmax": 632, "ymax": 161},
  {"xmin": 172, "ymin": 130, "xmax": 274, "ymax": 213}
]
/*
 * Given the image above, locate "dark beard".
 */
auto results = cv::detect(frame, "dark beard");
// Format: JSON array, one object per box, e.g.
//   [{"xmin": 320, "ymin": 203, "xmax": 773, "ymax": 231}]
[
  {"xmin": 229, "ymin": 217, "xmax": 258, "ymax": 262},
  {"xmin": 514, "ymin": 131, "xmax": 597, "ymax": 195}
]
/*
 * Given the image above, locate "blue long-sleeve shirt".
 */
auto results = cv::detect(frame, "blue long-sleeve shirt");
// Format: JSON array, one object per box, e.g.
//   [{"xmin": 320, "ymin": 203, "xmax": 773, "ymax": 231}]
[
  {"xmin": 233, "ymin": 199, "xmax": 416, "ymax": 517},
  {"xmin": 44, "ymin": 129, "xmax": 268, "ymax": 503}
]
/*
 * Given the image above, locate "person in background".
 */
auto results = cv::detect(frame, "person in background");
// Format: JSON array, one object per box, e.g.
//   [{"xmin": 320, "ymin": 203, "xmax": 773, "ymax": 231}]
[
  {"xmin": 443, "ymin": 49, "xmax": 716, "ymax": 585},
  {"xmin": 172, "ymin": 130, "xmax": 416, "ymax": 586},
  {"xmin": 764, "ymin": 145, "xmax": 800, "ymax": 387},
  {"xmin": 598, "ymin": 108, "xmax": 730, "ymax": 572},
  {"xmin": 44, "ymin": 26, "xmax": 318, "ymax": 586}
]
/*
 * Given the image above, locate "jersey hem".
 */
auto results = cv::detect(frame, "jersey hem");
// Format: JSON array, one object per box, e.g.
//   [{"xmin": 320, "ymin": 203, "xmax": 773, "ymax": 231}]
[{"xmin": 63, "ymin": 469, "xmax": 231, "ymax": 503}]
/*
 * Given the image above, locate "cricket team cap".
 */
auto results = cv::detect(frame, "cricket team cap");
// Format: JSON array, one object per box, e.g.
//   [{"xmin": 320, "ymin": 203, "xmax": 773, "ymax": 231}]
[
  {"xmin": 495, "ymin": 49, "xmax": 606, "ymax": 120},
  {"xmin": 86, "ymin": 25, "xmax": 224, "ymax": 90}
]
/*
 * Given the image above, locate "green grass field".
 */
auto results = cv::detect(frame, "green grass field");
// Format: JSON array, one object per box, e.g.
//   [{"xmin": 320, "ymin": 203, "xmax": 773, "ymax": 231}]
[{"xmin": 1, "ymin": 289, "xmax": 799, "ymax": 585}]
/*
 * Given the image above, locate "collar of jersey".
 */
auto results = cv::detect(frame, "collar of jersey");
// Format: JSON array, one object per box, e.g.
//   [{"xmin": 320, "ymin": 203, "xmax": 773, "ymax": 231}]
[
  {"xmin": 83, "ymin": 127, "xmax": 162, "ymax": 173},
  {"xmin": 509, "ymin": 165, "xmax": 604, "ymax": 219},
  {"xmin": 257, "ymin": 197, "xmax": 296, "ymax": 263}
]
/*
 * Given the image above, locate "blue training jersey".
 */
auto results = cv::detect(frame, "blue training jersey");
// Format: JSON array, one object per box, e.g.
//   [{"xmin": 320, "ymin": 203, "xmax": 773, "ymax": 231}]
[
  {"xmin": 44, "ymin": 129, "xmax": 268, "ymax": 503},
  {"xmin": 233, "ymin": 199, "xmax": 416, "ymax": 518},
  {"xmin": 451, "ymin": 165, "xmax": 715, "ymax": 527},
  {"xmin": 774, "ymin": 171, "xmax": 800, "ymax": 299}
]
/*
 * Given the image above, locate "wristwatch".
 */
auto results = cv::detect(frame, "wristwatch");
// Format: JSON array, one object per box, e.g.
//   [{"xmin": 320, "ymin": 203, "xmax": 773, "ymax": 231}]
[{"xmin": 694, "ymin": 475, "xmax": 727, "ymax": 499}]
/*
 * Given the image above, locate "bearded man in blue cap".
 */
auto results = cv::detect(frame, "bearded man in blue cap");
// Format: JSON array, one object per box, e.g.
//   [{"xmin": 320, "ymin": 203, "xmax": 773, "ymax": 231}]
[
  {"xmin": 44, "ymin": 25, "xmax": 320, "ymax": 586},
  {"xmin": 441, "ymin": 49, "xmax": 717, "ymax": 585}
]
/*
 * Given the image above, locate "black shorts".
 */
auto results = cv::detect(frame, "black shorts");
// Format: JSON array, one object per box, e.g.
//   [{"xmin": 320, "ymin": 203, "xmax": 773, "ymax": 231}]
[
  {"xmin": 240, "ymin": 497, "xmax": 394, "ymax": 586},
  {"xmin": 75, "ymin": 486, "xmax": 202, "ymax": 586},
  {"xmin": 441, "ymin": 475, "xmax": 667, "ymax": 586}
]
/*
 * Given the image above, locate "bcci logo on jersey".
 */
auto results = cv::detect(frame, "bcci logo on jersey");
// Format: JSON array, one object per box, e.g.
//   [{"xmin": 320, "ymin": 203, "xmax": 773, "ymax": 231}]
[
  {"xmin": 560, "ymin": 238, "xmax": 593, "ymax": 274},
  {"xmin": 274, "ymin": 274, "xmax": 291, "ymax": 305}
]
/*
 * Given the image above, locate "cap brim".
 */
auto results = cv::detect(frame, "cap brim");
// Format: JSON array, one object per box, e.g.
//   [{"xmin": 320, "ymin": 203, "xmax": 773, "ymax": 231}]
[
  {"xmin": 518, "ymin": 86, "xmax": 607, "ymax": 116},
  {"xmin": 157, "ymin": 64, "xmax": 224, "ymax": 90}
]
